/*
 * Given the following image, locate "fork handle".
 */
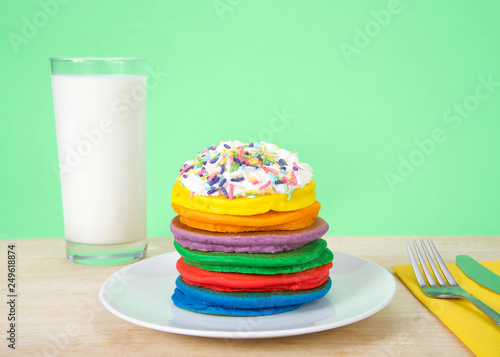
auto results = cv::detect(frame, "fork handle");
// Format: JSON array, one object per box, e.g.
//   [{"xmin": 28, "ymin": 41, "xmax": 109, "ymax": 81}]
[{"xmin": 458, "ymin": 294, "xmax": 500, "ymax": 326}]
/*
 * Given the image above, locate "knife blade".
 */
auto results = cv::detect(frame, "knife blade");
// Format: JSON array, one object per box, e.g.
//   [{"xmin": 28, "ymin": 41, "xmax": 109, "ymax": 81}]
[{"xmin": 456, "ymin": 255, "xmax": 500, "ymax": 294}]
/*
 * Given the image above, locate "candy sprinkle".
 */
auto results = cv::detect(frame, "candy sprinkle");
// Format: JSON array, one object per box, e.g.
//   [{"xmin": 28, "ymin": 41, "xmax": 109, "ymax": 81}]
[
  {"xmin": 208, "ymin": 176, "xmax": 220, "ymax": 186},
  {"xmin": 268, "ymin": 172, "xmax": 276, "ymax": 183},
  {"xmin": 291, "ymin": 170, "xmax": 298, "ymax": 185},
  {"xmin": 229, "ymin": 162, "xmax": 240, "ymax": 173},
  {"xmin": 259, "ymin": 180, "xmax": 271, "ymax": 190},
  {"xmin": 263, "ymin": 166, "xmax": 279, "ymax": 175},
  {"xmin": 207, "ymin": 187, "xmax": 218, "ymax": 195},
  {"xmin": 207, "ymin": 172, "xmax": 217, "ymax": 182}
]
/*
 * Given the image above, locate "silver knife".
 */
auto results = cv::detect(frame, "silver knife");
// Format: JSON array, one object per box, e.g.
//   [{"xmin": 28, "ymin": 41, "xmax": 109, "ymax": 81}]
[{"xmin": 456, "ymin": 255, "xmax": 500, "ymax": 294}]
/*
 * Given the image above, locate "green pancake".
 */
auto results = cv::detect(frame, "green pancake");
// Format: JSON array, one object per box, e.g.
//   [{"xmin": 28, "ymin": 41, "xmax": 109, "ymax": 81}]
[{"xmin": 174, "ymin": 239, "xmax": 334, "ymax": 275}]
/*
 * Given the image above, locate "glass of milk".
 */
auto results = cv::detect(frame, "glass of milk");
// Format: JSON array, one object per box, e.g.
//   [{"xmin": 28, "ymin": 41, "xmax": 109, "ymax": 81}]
[{"xmin": 50, "ymin": 58, "xmax": 147, "ymax": 266}]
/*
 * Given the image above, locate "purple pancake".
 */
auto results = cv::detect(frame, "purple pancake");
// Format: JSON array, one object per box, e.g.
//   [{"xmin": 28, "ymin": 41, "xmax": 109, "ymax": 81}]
[{"xmin": 170, "ymin": 216, "xmax": 329, "ymax": 253}]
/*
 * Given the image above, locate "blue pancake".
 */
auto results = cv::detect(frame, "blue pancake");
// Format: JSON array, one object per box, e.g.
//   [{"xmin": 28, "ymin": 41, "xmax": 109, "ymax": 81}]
[{"xmin": 172, "ymin": 276, "xmax": 332, "ymax": 316}]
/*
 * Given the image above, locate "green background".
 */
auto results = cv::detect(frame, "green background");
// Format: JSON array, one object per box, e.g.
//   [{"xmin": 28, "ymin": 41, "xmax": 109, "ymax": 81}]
[{"xmin": 1, "ymin": 0, "xmax": 499, "ymax": 240}]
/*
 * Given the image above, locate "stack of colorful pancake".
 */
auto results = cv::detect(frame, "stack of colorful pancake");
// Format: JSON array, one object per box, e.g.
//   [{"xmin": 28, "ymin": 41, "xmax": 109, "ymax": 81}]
[{"xmin": 170, "ymin": 140, "xmax": 333, "ymax": 316}]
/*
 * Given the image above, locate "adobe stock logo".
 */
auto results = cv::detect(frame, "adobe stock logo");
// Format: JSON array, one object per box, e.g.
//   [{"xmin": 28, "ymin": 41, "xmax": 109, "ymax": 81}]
[
  {"xmin": 339, "ymin": 0, "xmax": 404, "ymax": 64},
  {"xmin": 213, "ymin": 0, "xmax": 243, "ymax": 21},
  {"xmin": 51, "ymin": 65, "xmax": 169, "ymax": 177},
  {"xmin": 384, "ymin": 74, "xmax": 499, "ymax": 192},
  {"xmin": 443, "ymin": 75, "xmax": 499, "ymax": 130},
  {"xmin": 7, "ymin": 0, "xmax": 70, "ymax": 54},
  {"xmin": 384, "ymin": 129, "xmax": 448, "ymax": 191}
]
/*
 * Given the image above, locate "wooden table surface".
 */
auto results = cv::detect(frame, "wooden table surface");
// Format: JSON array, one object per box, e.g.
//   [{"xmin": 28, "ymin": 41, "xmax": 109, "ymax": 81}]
[{"xmin": 1, "ymin": 236, "xmax": 497, "ymax": 356}]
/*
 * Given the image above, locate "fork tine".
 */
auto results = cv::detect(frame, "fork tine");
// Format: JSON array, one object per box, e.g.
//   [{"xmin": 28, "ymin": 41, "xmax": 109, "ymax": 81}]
[
  {"xmin": 428, "ymin": 239, "xmax": 458, "ymax": 286},
  {"xmin": 406, "ymin": 241, "xmax": 428, "ymax": 288},
  {"xmin": 413, "ymin": 240, "xmax": 437, "ymax": 287},
  {"xmin": 420, "ymin": 239, "xmax": 446, "ymax": 286}
]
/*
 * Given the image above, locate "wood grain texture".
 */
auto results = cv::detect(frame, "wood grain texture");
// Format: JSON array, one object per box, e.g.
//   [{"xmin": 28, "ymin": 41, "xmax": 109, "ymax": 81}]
[{"xmin": 1, "ymin": 236, "xmax": 497, "ymax": 356}]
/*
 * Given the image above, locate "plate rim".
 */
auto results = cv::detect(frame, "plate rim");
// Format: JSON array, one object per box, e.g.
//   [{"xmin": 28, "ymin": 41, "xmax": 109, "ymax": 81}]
[{"xmin": 100, "ymin": 250, "xmax": 396, "ymax": 339}]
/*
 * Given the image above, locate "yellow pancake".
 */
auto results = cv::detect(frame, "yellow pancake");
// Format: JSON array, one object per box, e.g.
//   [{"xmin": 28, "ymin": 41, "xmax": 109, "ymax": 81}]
[{"xmin": 171, "ymin": 180, "xmax": 316, "ymax": 216}]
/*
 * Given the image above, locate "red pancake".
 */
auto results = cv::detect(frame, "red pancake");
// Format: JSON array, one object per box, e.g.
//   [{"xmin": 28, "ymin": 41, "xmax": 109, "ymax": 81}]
[{"xmin": 176, "ymin": 258, "xmax": 332, "ymax": 292}]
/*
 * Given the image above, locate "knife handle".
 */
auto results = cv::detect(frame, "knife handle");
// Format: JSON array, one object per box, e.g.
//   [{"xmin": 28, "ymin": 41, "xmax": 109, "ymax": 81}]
[{"xmin": 458, "ymin": 294, "xmax": 500, "ymax": 327}]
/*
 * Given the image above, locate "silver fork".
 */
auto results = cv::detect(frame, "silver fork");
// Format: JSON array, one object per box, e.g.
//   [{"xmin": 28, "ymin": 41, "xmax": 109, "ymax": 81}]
[{"xmin": 407, "ymin": 239, "xmax": 500, "ymax": 327}]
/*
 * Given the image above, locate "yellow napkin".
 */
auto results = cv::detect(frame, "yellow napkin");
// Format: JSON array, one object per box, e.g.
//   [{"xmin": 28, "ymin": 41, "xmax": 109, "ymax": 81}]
[{"xmin": 393, "ymin": 261, "xmax": 500, "ymax": 357}]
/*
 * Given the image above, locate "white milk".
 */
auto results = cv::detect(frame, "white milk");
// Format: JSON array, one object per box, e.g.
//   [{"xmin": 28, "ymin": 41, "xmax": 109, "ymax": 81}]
[{"xmin": 51, "ymin": 75, "xmax": 147, "ymax": 245}]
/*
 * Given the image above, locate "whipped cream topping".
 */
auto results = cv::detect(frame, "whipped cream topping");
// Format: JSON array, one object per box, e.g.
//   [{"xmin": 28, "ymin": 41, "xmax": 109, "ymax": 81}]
[{"xmin": 177, "ymin": 140, "xmax": 313, "ymax": 199}]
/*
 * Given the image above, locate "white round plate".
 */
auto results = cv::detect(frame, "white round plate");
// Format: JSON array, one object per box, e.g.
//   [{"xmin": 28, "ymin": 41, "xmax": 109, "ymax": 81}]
[{"xmin": 100, "ymin": 250, "xmax": 396, "ymax": 339}]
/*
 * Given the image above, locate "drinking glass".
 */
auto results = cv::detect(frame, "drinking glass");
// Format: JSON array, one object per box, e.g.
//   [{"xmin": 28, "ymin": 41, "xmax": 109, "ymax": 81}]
[{"xmin": 50, "ymin": 58, "xmax": 147, "ymax": 266}]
